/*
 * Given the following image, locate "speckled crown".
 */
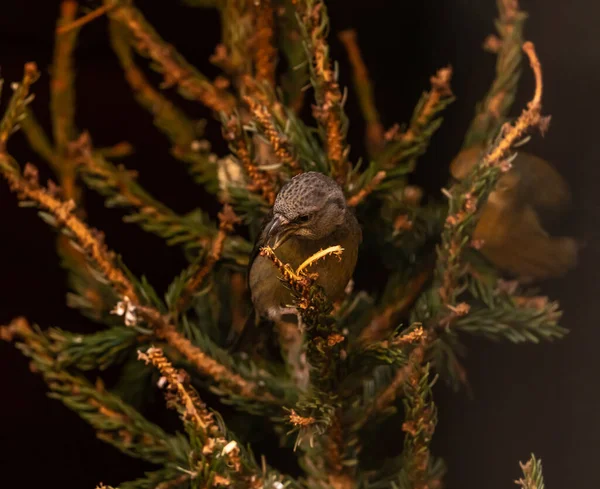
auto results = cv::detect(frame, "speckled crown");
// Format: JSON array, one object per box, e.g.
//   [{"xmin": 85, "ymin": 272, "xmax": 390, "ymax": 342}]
[{"xmin": 273, "ymin": 172, "xmax": 344, "ymax": 219}]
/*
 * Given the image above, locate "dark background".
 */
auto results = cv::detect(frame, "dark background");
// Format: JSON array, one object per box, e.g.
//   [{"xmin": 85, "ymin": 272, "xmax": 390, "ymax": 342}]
[{"xmin": 1, "ymin": 0, "xmax": 599, "ymax": 488}]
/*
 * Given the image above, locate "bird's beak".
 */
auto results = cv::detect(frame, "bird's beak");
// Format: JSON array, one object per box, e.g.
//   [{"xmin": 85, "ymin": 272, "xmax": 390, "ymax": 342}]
[{"xmin": 266, "ymin": 215, "xmax": 292, "ymax": 250}]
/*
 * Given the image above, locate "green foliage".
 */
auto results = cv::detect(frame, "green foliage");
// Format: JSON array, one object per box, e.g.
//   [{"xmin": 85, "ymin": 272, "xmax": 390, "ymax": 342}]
[
  {"xmin": 463, "ymin": 0, "xmax": 528, "ymax": 148},
  {"xmin": 516, "ymin": 454, "xmax": 546, "ymax": 489},
  {"xmin": 8, "ymin": 320, "xmax": 189, "ymax": 466},
  {"xmin": 0, "ymin": 1, "xmax": 567, "ymax": 488}
]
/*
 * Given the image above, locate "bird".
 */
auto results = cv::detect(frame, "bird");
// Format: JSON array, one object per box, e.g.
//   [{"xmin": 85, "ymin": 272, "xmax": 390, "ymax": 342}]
[
  {"xmin": 449, "ymin": 144, "xmax": 578, "ymax": 281},
  {"xmin": 239, "ymin": 172, "xmax": 362, "ymax": 386}
]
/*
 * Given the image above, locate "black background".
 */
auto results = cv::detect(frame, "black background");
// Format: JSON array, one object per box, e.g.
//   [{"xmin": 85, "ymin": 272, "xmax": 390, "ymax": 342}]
[{"xmin": 1, "ymin": 0, "xmax": 599, "ymax": 488}]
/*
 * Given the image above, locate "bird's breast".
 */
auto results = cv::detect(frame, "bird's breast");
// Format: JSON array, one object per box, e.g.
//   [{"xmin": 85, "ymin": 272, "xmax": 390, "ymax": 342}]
[{"xmin": 249, "ymin": 224, "xmax": 360, "ymax": 316}]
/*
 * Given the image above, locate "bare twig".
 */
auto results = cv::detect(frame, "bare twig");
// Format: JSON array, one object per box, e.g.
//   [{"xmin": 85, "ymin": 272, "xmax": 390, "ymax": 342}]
[
  {"xmin": 338, "ymin": 29, "xmax": 384, "ymax": 156},
  {"xmin": 107, "ymin": 0, "xmax": 235, "ymax": 113},
  {"xmin": 346, "ymin": 170, "xmax": 386, "ymax": 207},
  {"xmin": 56, "ymin": 3, "xmax": 115, "ymax": 34}
]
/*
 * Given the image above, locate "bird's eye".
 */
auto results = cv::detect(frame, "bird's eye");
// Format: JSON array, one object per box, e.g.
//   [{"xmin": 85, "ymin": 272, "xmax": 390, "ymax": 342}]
[{"xmin": 296, "ymin": 214, "xmax": 311, "ymax": 223}]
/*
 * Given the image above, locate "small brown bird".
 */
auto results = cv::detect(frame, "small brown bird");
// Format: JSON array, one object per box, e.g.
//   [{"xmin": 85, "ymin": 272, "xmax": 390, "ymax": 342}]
[
  {"xmin": 249, "ymin": 171, "xmax": 362, "ymax": 323},
  {"xmin": 238, "ymin": 172, "xmax": 361, "ymax": 386},
  {"xmin": 450, "ymin": 144, "xmax": 578, "ymax": 280}
]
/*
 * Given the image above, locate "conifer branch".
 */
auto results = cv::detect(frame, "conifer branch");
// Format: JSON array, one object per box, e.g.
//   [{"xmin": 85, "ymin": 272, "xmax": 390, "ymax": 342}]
[
  {"xmin": 0, "ymin": 63, "xmax": 39, "ymax": 151},
  {"xmin": 338, "ymin": 29, "xmax": 384, "ymax": 157},
  {"xmin": 0, "ymin": 151, "xmax": 267, "ymax": 404},
  {"xmin": 108, "ymin": 19, "xmax": 218, "ymax": 191},
  {"xmin": 222, "ymin": 113, "xmax": 277, "ymax": 205},
  {"xmin": 252, "ymin": 0, "xmax": 277, "ymax": 87},
  {"xmin": 296, "ymin": 0, "xmax": 350, "ymax": 183},
  {"xmin": 47, "ymin": 326, "xmax": 143, "ymax": 371},
  {"xmin": 459, "ymin": 276, "xmax": 567, "ymax": 343},
  {"xmin": 346, "ymin": 170, "xmax": 386, "ymax": 207},
  {"xmin": 244, "ymin": 95, "xmax": 302, "ymax": 174},
  {"xmin": 358, "ymin": 267, "xmax": 432, "ymax": 345},
  {"xmin": 463, "ymin": 0, "xmax": 528, "ymax": 148},
  {"xmin": 515, "ymin": 454, "xmax": 545, "ymax": 489},
  {"xmin": 138, "ymin": 347, "xmax": 268, "ymax": 489},
  {"xmin": 400, "ymin": 361, "xmax": 438, "ymax": 489},
  {"xmin": 214, "ymin": 1, "xmax": 254, "ymax": 79},
  {"xmin": 355, "ymin": 333, "xmax": 426, "ymax": 429},
  {"xmin": 377, "ymin": 67, "xmax": 454, "ymax": 179},
  {"xmin": 129, "ymin": 305, "xmax": 276, "ymax": 403},
  {"xmin": 52, "ymin": 1, "xmax": 78, "ymax": 159},
  {"xmin": 175, "ymin": 204, "xmax": 240, "ymax": 315},
  {"xmin": 20, "ymin": 108, "xmax": 61, "ymax": 170},
  {"xmin": 277, "ymin": 0, "xmax": 309, "ymax": 113},
  {"xmin": 261, "ymin": 245, "xmax": 356, "ymax": 486},
  {"xmin": 0, "ymin": 157, "xmax": 140, "ymax": 301},
  {"xmin": 437, "ymin": 42, "xmax": 544, "ymax": 314},
  {"xmin": 72, "ymin": 133, "xmax": 216, "ymax": 254},
  {"xmin": 106, "ymin": 0, "xmax": 235, "ymax": 113},
  {"xmin": 56, "ymin": 3, "xmax": 115, "ymax": 34},
  {"xmin": 0, "ymin": 317, "xmax": 189, "ymax": 465}
]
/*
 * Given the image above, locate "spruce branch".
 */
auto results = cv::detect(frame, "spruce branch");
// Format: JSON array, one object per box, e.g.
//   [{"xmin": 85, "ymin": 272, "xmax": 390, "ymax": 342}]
[
  {"xmin": 400, "ymin": 362, "xmax": 438, "ymax": 489},
  {"xmin": 52, "ymin": 1, "xmax": 78, "ymax": 158},
  {"xmin": 296, "ymin": 0, "xmax": 350, "ymax": 183},
  {"xmin": 222, "ymin": 113, "xmax": 277, "ymax": 205},
  {"xmin": 354, "ymin": 333, "xmax": 426, "ymax": 430},
  {"xmin": 106, "ymin": 0, "xmax": 235, "ymax": 113},
  {"xmin": 251, "ymin": 0, "xmax": 277, "ymax": 87},
  {"xmin": 0, "ymin": 151, "xmax": 267, "ymax": 404},
  {"xmin": 459, "ymin": 275, "xmax": 567, "ymax": 343},
  {"xmin": 47, "ymin": 326, "xmax": 143, "ymax": 371},
  {"xmin": 0, "ymin": 63, "xmax": 39, "ymax": 151},
  {"xmin": 463, "ymin": 0, "xmax": 528, "ymax": 148},
  {"xmin": 357, "ymin": 267, "xmax": 432, "ymax": 345},
  {"xmin": 436, "ymin": 41, "xmax": 545, "ymax": 315},
  {"xmin": 338, "ymin": 29, "xmax": 384, "ymax": 157},
  {"xmin": 20, "ymin": 108, "xmax": 61, "ymax": 170},
  {"xmin": 138, "ymin": 347, "xmax": 266, "ymax": 489},
  {"xmin": 0, "ymin": 317, "xmax": 189, "ymax": 465},
  {"xmin": 277, "ymin": 0, "xmax": 309, "ymax": 113},
  {"xmin": 377, "ymin": 67, "xmax": 454, "ymax": 181},
  {"xmin": 56, "ymin": 3, "xmax": 115, "ymax": 34},
  {"xmin": 72, "ymin": 133, "xmax": 216, "ymax": 255},
  {"xmin": 127, "ymin": 303, "xmax": 277, "ymax": 403},
  {"xmin": 261, "ymin": 245, "xmax": 357, "ymax": 487},
  {"xmin": 108, "ymin": 19, "xmax": 219, "ymax": 192},
  {"xmin": 175, "ymin": 204, "xmax": 241, "ymax": 315},
  {"xmin": 214, "ymin": 0, "xmax": 254, "ymax": 78},
  {"xmin": 346, "ymin": 170, "xmax": 386, "ymax": 207},
  {"xmin": 0, "ymin": 157, "xmax": 140, "ymax": 301},
  {"xmin": 515, "ymin": 454, "xmax": 545, "ymax": 489},
  {"xmin": 244, "ymin": 94, "xmax": 302, "ymax": 174}
]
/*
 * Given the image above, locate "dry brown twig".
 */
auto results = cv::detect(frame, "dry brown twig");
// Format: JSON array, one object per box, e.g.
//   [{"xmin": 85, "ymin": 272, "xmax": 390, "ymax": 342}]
[
  {"xmin": 251, "ymin": 0, "xmax": 277, "ymax": 87},
  {"xmin": 402, "ymin": 67, "xmax": 453, "ymax": 144},
  {"xmin": 346, "ymin": 170, "xmax": 386, "ymax": 207},
  {"xmin": 56, "ymin": 3, "xmax": 115, "ymax": 35},
  {"xmin": 106, "ymin": 0, "xmax": 235, "ymax": 114},
  {"xmin": 338, "ymin": 29, "xmax": 384, "ymax": 156},
  {"xmin": 176, "ymin": 205, "xmax": 241, "ymax": 314}
]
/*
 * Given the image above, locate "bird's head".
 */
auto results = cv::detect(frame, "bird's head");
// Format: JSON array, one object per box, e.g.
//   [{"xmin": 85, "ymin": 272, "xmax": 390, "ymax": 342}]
[{"xmin": 265, "ymin": 172, "xmax": 348, "ymax": 249}]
